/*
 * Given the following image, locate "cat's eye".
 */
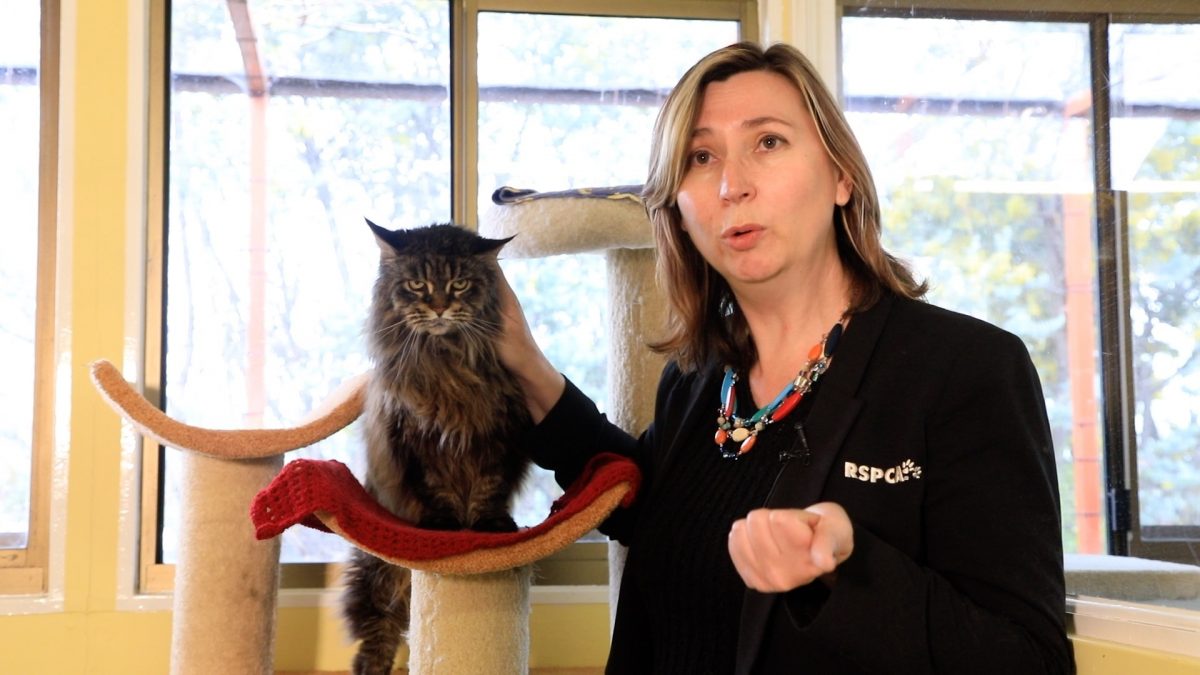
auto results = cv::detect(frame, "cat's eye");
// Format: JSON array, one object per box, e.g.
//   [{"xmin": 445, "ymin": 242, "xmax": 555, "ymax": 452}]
[
  {"xmin": 404, "ymin": 280, "xmax": 427, "ymax": 293},
  {"xmin": 448, "ymin": 279, "xmax": 471, "ymax": 293}
]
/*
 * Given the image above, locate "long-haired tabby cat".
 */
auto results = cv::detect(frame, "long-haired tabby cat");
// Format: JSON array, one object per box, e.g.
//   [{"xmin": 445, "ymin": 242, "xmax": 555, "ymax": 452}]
[{"xmin": 342, "ymin": 220, "xmax": 533, "ymax": 675}]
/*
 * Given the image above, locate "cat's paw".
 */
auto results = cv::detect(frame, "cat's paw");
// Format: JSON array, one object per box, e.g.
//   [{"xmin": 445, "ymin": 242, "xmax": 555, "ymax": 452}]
[
  {"xmin": 473, "ymin": 514, "xmax": 519, "ymax": 533},
  {"xmin": 418, "ymin": 513, "xmax": 464, "ymax": 531}
]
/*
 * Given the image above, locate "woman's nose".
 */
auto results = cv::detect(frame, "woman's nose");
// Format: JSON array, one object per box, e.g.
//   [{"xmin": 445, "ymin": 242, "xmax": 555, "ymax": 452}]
[{"xmin": 719, "ymin": 156, "xmax": 755, "ymax": 203}]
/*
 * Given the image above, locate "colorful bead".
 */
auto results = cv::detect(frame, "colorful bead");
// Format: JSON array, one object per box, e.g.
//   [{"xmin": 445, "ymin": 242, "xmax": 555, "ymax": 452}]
[
  {"xmin": 807, "ymin": 341, "xmax": 823, "ymax": 361},
  {"xmin": 773, "ymin": 390, "xmax": 804, "ymax": 420},
  {"xmin": 737, "ymin": 433, "xmax": 758, "ymax": 455},
  {"xmin": 715, "ymin": 428, "xmax": 728, "ymax": 445},
  {"xmin": 824, "ymin": 323, "xmax": 844, "ymax": 356},
  {"xmin": 731, "ymin": 427, "xmax": 750, "ymax": 442}
]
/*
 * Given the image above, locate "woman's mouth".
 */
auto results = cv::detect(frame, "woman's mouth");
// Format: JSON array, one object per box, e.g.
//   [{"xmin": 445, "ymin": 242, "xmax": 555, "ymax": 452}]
[{"xmin": 721, "ymin": 224, "xmax": 764, "ymax": 251}]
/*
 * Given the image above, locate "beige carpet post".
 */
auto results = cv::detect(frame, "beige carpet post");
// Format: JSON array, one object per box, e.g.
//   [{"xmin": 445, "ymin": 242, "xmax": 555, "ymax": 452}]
[
  {"xmin": 605, "ymin": 247, "xmax": 666, "ymax": 630},
  {"xmin": 407, "ymin": 566, "xmax": 533, "ymax": 675},
  {"xmin": 170, "ymin": 452, "xmax": 283, "ymax": 675}
]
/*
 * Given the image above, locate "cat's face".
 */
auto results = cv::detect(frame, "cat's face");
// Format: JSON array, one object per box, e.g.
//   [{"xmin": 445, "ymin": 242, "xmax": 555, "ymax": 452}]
[{"xmin": 368, "ymin": 221, "xmax": 510, "ymax": 338}]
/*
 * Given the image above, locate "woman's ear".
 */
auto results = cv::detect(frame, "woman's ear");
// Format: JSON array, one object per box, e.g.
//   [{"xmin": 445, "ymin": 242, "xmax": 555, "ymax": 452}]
[{"xmin": 835, "ymin": 174, "xmax": 853, "ymax": 207}]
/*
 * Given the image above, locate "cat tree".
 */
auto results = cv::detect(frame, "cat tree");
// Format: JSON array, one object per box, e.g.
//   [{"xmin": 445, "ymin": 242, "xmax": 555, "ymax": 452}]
[
  {"xmin": 481, "ymin": 185, "xmax": 669, "ymax": 621},
  {"xmin": 89, "ymin": 184, "xmax": 666, "ymax": 674}
]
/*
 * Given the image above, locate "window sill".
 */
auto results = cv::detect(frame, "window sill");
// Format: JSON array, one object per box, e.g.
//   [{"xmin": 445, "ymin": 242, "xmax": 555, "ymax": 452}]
[
  {"xmin": 1068, "ymin": 595, "xmax": 1200, "ymax": 659},
  {"xmin": 276, "ymin": 583, "xmax": 609, "ymax": 608},
  {"xmin": 1065, "ymin": 554, "xmax": 1200, "ymax": 659},
  {"xmin": 109, "ymin": 583, "xmax": 610, "ymax": 613}
]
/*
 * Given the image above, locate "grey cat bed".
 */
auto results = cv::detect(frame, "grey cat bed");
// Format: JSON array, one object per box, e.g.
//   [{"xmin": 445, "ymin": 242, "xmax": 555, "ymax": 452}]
[{"xmin": 1066, "ymin": 553, "xmax": 1200, "ymax": 603}]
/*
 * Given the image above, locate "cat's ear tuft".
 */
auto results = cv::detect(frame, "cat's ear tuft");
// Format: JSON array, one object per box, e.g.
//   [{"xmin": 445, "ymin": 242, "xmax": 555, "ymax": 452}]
[
  {"xmin": 470, "ymin": 234, "xmax": 516, "ymax": 257},
  {"xmin": 367, "ymin": 218, "xmax": 403, "ymax": 257}
]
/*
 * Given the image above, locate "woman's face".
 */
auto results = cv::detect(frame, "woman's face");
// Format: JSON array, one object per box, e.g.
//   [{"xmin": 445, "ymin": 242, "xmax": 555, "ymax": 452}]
[{"xmin": 676, "ymin": 70, "xmax": 851, "ymax": 292}]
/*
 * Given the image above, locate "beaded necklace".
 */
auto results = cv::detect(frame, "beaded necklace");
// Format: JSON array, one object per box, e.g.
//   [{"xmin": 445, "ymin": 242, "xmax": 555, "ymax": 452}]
[{"xmin": 715, "ymin": 316, "xmax": 847, "ymax": 459}]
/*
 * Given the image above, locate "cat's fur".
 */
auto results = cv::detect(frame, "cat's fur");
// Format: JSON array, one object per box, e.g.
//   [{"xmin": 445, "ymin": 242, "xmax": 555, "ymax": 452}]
[{"xmin": 342, "ymin": 220, "xmax": 533, "ymax": 675}]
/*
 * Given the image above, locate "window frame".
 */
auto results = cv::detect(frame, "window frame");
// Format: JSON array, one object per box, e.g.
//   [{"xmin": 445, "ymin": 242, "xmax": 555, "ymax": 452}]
[
  {"xmin": 0, "ymin": 0, "xmax": 60, "ymax": 596},
  {"xmin": 138, "ymin": 0, "xmax": 757, "ymax": 594},
  {"xmin": 840, "ymin": 0, "xmax": 1200, "ymax": 566}
]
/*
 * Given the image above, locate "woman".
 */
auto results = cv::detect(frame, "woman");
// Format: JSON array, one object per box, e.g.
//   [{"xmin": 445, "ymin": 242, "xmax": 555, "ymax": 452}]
[{"xmin": 500, "ymin": 42, "xmax": 1074, "ymax": 674}]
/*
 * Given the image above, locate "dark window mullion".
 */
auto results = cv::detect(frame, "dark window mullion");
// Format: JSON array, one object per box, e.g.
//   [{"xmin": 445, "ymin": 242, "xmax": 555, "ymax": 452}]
[{"xmin": 1089, "ymin": 14, "xmax": 1137, "ymax": 558}]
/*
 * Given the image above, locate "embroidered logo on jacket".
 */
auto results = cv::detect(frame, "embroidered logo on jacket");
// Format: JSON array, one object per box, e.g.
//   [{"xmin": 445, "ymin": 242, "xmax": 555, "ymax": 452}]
[{"xmin": 844, "ymin": 459, "xmax": 922, "ymax": 484}]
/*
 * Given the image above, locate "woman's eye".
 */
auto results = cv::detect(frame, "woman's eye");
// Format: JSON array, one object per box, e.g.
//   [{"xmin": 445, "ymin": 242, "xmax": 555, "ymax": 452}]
[
  {"xmin": 689, "ymin": 150, "xmax": 711, "ymax": 166},
  {"xmin": 449, "ymin": 279, "xmax": 471, "ymax": 293},
  {"xmin": 404, "ymin": 280, "xmax": 426, "ymax": 293},
  {"xmin": 761, "ymin": 135, "xmax": 782, "ymax": 150}
]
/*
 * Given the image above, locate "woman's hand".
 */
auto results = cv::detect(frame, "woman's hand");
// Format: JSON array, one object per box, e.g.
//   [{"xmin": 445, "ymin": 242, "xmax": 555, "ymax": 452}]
[
  {"xmin": 496, "ymin": 268, "xmax": 565, "ymax": 423},
  {"xmin": 728, "ymin": 502, "xmax": 854, "ymax": 592}
]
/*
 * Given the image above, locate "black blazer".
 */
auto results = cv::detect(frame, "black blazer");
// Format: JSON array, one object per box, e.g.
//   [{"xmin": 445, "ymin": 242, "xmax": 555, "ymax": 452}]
[{"xmin": 528, "ymin": 293, "xmax": 1074, "ymax": 674}]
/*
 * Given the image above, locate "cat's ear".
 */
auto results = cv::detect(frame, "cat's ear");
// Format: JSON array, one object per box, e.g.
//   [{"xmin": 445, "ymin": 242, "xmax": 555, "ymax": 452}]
[
  {"xmin": 469, "ymin": 234, "xmax": 515, "ymax": 257},
  {"xmin": 367, "ymin": 218, "xmax": 404, "ymax": 257}
]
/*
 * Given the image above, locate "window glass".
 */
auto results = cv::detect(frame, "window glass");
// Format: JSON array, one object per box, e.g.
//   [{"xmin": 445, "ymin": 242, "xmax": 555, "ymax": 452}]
[
  {"xmin": 164, "ymin": 2, "xmax": 738, "ymax": 563},
  {"xmin": 842, "ymin": 16, "xmax": 1103, "ymax": 553},
  {"xmin": 1110, "ymin": 23, "xmax": 1200, "ymax": 540},
  {"xmin": 0, "ymin": 0, "xmax": 41, "ymax": 551},
  {"xmin": 476, "ymin": 12, "xmax": 738, "ymax": 525},
  {"xmin": 164, "ymin": 0, "xmax": 450, "ymax": 563}
]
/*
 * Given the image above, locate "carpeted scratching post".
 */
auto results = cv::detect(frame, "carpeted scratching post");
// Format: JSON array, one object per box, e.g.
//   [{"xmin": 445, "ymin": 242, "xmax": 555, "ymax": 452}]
[
  {"xmin": 408, "ymin": 567, "xmax": 532, "ymax": 673},
  {"xmin": 173, "ymin": 452, "xmax": 282, "ymax": 674},
  {"xmin": 483, "ymin": 185, "xmax": 666, "ymax": 627},
  {"xmin": 90, "ymin": 362, "xmax": 366, "ymax": 675}
]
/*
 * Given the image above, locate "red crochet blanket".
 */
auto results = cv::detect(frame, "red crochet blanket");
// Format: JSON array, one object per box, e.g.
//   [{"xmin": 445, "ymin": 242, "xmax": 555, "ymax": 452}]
[{"xmin": 250, "ymin": 453, "xmax": 640, "ymax": 574}]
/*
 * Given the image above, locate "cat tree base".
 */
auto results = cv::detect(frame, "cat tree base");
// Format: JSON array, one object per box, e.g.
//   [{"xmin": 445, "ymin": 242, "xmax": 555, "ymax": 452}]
[
  {"xmin": 407, "ymin": 566, "xmax": 532, "ymax": 674},
  {"xmin": 171, "ymin": 453, "xmax": 283, "ymax": 675}
]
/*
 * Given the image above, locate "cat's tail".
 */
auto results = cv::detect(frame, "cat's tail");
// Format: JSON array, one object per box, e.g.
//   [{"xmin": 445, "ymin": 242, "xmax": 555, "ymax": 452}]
[
  {"xmin": 88, "ymin": 359, "xmax": 368, "ymax": 459},
  {"xmin": 342, "ymin": 548, "xmax": 411, "ymax": 675}
]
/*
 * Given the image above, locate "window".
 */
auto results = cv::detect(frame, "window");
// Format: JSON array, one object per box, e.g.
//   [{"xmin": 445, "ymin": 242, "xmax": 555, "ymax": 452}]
[
  {"xmin": 841, "ymin": 5, "xmax": 1199, "ymax": 590},
  {"xmin": 159, "ymin": 0, "xmax": 453, "ymax": 568},
  {"xmin": 0, "ymin": 0, "xmax": 57, "ymax": 594},
  {"xmin": 1110, "ymin": 21, "xmax": 1200, "ymax": 559},
  {"xmin": 147, "ymin": 0, "xmax": 748, "ymax": 588},
  {"xmin": 842, "ymin": 12, "xmax": 1103, "ymax": 552},
  {"xmin": 477, "ymin": 11, "xmax": 740, "ymax": 525}
]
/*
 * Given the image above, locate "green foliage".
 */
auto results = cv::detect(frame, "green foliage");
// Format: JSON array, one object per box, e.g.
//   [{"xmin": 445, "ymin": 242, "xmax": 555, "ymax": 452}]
[{"xmin": 877, "ymin": 119, "xmax": 1200, "ymax": 536}]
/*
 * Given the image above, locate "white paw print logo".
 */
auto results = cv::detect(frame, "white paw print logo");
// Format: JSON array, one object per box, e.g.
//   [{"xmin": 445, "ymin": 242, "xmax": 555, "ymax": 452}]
[{"xmin": 901, "ymin": 459, "xmax": 922, "ymax": 479}]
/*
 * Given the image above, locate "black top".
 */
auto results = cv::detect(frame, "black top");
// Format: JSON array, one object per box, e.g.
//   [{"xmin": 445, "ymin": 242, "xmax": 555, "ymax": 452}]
[
  {"xmin": 625, "ymin": 380, "xmax": 819, "ymax": 673},
  {"xmin": 522, "ymin": 293, "xmax": 1075, "ymax": 675}
]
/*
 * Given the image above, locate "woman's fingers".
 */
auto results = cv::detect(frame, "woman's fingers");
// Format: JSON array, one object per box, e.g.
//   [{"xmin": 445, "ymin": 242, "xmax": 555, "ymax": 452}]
[
  {"xmin": 728, "ymin": 519, "xmax": 765, "ymax": 590},
  {"xmin": 493, "ymin": 267, "xmax": 565, "ymax": 421},
  {"xmin": 728, "ymin": 507, "xmax": 853, "ymax": 592},
  {"xmin": 730, "ymin": 509, "xmax": 820, "ymax": 591},
  {"xmin": 806, "ymin": 502, "xmax": 854, "ymax": 571}
]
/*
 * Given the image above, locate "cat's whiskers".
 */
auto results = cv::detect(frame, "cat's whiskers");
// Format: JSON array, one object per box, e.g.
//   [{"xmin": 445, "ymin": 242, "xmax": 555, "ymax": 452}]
[{"xmin": 371, "ymin": 315, "xmax": 407, "ymax": 339}]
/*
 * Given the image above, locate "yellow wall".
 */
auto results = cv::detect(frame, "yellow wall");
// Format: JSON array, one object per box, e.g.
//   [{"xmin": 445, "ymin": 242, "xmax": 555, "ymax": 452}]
[{"xmin": 0, "ymin": 0, "xmax": 1196, "ymax": 673}]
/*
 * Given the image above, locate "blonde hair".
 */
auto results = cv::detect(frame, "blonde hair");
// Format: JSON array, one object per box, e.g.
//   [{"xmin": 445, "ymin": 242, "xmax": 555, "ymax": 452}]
[{"xmin": 644, "ymin": 41, "xmax": 926, "ymax": 371}]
